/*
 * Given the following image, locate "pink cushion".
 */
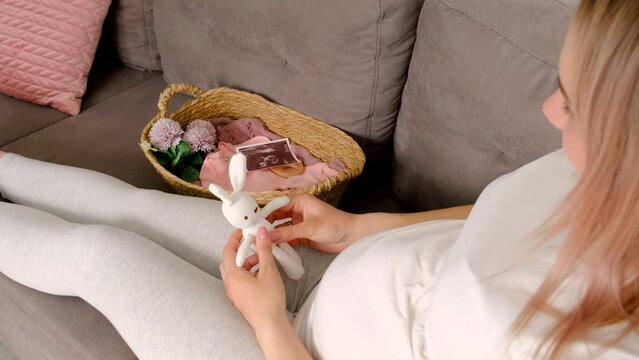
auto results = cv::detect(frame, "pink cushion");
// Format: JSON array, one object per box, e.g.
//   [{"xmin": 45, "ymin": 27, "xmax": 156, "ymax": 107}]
[{"xmin": 0, "ymin": 0, "xmax": 111, "ymax": 115}]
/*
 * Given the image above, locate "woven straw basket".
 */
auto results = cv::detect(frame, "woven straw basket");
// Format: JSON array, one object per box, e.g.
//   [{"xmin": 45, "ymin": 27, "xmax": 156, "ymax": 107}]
[{"xmin": 141, "ymin": 83, "xmax": 366, "ymax": 206}]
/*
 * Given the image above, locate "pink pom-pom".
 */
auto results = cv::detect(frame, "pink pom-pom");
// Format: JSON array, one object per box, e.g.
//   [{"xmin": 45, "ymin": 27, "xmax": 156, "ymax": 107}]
[
  {"xmin": 149, "ymin": 118, "xmax": 184, "ymax": 151},
  {"xmin": 186, "ymin": 119, "xmax": 216, "ymax": 133},
  {"xmin": 184, "ymin": 126, "xmax": 216, "ymax": 153}
]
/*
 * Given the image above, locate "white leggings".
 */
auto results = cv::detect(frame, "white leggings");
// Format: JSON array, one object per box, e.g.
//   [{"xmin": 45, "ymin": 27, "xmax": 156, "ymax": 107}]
[{"xmin": 0, "ymin": 154, "xmax": 335, "ymax": 359}]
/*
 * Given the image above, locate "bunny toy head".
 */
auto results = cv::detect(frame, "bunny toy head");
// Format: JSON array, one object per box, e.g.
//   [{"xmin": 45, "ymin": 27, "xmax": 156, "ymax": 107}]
[{"xmin": 208, "ymin": 152, "xmax": 261, "ymax": 228}]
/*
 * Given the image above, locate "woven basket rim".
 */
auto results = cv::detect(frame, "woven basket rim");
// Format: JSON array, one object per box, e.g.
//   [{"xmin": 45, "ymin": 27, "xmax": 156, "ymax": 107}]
[{"xmin": 141, "ymin": 84, "xmax": 365, "ymax": 204}]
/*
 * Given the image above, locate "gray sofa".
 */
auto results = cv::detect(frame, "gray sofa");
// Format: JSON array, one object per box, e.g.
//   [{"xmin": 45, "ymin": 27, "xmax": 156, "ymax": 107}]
[{"xmin": 0, "ymin": 0, "xmax": 574, "ymax": 358}]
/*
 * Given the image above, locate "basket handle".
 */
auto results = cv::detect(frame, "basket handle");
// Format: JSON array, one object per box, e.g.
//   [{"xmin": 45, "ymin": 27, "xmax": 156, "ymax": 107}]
[{"xmin": 157, "ymin": 83, "xmax": 206, "ymax": 118}]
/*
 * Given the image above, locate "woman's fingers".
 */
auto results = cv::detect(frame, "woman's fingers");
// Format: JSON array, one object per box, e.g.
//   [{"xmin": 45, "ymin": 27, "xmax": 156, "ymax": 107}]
[
  {"xmin": 269, "ymin": 221, "xmax": 311, "ymax": 244},
  {"xmin": 242, "ymin": 254, "xmax": 260, "ymax": 271},
  {"xmin": 268, "ymin": 194, "xmax": 311, "ymax": 221},
  {"xmin": 255, "ymin": 227, "xmax": 276, "ymax": 272},
  {"xmin": 266, "ymin": 209, "xmax": 286, "ymax": 224}
]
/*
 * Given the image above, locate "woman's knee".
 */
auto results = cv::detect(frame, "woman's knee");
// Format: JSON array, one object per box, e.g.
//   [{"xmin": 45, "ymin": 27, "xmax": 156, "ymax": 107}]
[{"xmin": 66, "ymin": 224, "xmax": 152, "ymax": 264}]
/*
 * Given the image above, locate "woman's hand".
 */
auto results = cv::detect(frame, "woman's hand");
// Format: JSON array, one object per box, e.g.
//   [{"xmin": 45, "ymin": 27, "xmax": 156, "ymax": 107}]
[
  {"xmin": 267, "ymin": 194, "xmax": 358, "ymax": 253},
  {"xmin": 268, "ymin": 196, "xmax": 475, "ymax": 254},
  {"xmin": 219, "ymin": 228, "xmax": 287, "ymax": 331}
]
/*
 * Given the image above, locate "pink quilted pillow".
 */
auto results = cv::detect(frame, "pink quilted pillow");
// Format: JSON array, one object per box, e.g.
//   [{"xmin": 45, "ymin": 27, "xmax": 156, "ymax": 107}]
[{"xmin": 0, "ymin": 0, "xmax": 112, "ymax": 115}]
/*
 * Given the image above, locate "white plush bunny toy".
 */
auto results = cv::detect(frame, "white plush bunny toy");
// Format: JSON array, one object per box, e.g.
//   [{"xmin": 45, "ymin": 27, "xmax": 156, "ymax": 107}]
[{"xmin": 209, "ymin": 152, "xmax": 305, "ymax": 280}]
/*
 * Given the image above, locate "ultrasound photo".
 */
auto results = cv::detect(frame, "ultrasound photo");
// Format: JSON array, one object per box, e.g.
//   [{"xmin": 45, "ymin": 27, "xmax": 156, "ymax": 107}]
[{"xmin": 236, "ymin": 138, "xmax": 300, "ymax": 171}]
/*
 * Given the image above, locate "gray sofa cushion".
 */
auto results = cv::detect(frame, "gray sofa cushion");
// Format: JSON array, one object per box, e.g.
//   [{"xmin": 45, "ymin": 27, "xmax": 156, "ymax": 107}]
[
  {"xmin": 0, "ymin": 273, "xmax": 136, "ymax": 360},
  {"xmin": 154, "ymin": 0, "xmax": 424, "ymax": 160},
  {"xmin": 0, "ymin": 65, "xmax": 158, "ymax": 148},
  {"xmin": 106, "ymin": 0, "xmax": 162, "ymax": 71},
  {"xmin": 0, "ymin": 94, "xmax": 67, "ymax": 147},
  {"xmin": 393, "ymin": 0, "xmax": 576, "ymax": 211},
  {"xmin": 5, "ymin": 74, "xmax": 170, "ymax": 191}
]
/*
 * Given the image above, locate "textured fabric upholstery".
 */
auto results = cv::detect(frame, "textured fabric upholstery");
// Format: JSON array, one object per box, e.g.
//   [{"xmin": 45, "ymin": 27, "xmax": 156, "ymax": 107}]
[
  {"xmin": 154, "ymin": 0, "xmax": 424, "ymax": 160},
  {"xmin": 0, "ymin": 273, "xmax": 137, "ymax": 360},
  {"xmin": 4, "ymin": 75, "xmax": 170, "ymax": 191},
  {"xmin": 0, "ymin": 0, "xmax": 111, "ymax": 114},
  {"xmin": 0, "ymin": 65, "xmax": 159, "ymax": 147},
  {"xmin": 392, "ymin": 0, "xmax": 577, "ymax": 211},
  {"xmin": 0, "ymin": 93, "xmax": 68, "ymax": 147},
  {"xmin": 105, "ymin": 0, "xmax": 162, "ymax": 71}
]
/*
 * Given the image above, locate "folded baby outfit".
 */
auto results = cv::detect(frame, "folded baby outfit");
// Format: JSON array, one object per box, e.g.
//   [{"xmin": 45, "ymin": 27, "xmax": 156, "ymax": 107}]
[
  {"xmin": 199, "ymin": 136, "xmax": 341, "ymax": 191},
  {"xmin": 214, "ymin": 117, "xmax": 346, "ymax": 171}
]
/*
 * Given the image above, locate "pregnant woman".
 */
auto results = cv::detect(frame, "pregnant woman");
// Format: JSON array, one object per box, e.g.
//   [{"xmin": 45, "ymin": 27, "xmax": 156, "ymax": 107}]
[{"xmin": 1, "ymin": 0, "xmax": 638, "ymax": 359}]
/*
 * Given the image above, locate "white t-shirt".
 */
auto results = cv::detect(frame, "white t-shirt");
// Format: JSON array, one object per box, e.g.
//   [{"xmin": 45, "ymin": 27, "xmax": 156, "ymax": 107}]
[{"xmin": 293, "ymin": 150, "xmax": 639, "ymax": 359}]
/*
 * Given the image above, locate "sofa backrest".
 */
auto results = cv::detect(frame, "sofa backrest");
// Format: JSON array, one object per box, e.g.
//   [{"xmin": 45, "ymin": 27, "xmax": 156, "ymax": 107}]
[
  {"xmin": 393, "ymin": 0, "xmax": 577, "ymax": 211},
  {"xmin": 102, "ymin": 0, "xmax": 162, "ymax": 71},
  {"xmin": 153, "ymin": 0, "xmax": 424, "ymax": 163}
]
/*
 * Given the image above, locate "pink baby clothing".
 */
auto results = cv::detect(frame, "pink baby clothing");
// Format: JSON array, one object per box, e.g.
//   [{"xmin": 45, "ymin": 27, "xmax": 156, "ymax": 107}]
[
  {"xmin": 199, "ymin": 136, "xmax": 340, "ymax": 192},
  {"xmin": 215, "ymin": 117, "xmax": 265, "ymax": 144},
  {"xmin": 215, "ymin": 117, "xmax": 346, "ymax": 171}
]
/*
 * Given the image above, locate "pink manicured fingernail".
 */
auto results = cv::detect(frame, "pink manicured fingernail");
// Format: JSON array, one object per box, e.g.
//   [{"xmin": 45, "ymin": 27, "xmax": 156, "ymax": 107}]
[
  {"xmin": 257, "ymin": 227, "xmax": 268, "ymax": 240},
  {"xmin": 269, "ymin": 230, "xmax": 281, "ymax": 241}
]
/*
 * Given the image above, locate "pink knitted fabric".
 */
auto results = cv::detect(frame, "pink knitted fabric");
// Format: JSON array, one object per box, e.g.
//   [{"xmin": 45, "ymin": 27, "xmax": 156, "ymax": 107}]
[{"xmin": 0, "ymin": 0, "xmax": 111, "ymax": 114}]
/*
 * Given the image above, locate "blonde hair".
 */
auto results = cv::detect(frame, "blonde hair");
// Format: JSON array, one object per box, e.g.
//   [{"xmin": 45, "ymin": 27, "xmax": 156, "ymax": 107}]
[{"xmin": 511, "ymin": 0, "xmax": 639, "ymax": 358}]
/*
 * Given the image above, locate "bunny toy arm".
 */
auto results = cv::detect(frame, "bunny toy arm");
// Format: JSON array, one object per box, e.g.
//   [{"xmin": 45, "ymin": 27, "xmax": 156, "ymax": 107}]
[
  {"xmin": 259, "ymin": 196, "xmax": 290, "ymax": 219},
  {"xmin": 261, "ymin": 197, "xmax": 293, "ymax": 228}
]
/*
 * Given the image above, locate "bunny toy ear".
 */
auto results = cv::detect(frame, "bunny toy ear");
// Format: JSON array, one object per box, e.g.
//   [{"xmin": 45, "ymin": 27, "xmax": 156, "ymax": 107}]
[
  {"xmin": 228, "ymin": 152, "xmax": 247, "ymax": 193},
  {"xmin": 209, "ymin": 183, "xmax": 232, "ymax": 203}
]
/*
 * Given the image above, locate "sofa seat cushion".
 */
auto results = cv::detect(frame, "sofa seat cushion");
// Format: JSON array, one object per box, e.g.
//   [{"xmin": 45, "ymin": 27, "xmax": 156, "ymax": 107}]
[
  {"xmin": 0, "ymin": 272, "xmax": 136, "ymax": 360},
  {"xmin": 82, "ymin": 64, "xmax": 162, "ymax": 110},
  {"xmin": 0, "ymin": 93, "xmax": 68, "ymax": 147},
  {"xmin": 0, "ymin": 65, "xmax": 161, "ymax": 148},
  {"xmin": 4, "ymin": 74, "xmax": 170, "ymax": 191},
  {"xmin": 154, "ymin": 0, "xmax": 424, "ymax": 161},
  {"xmin": 392, "ymin": 0, "xmax": 576, "ymax": 211}
]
